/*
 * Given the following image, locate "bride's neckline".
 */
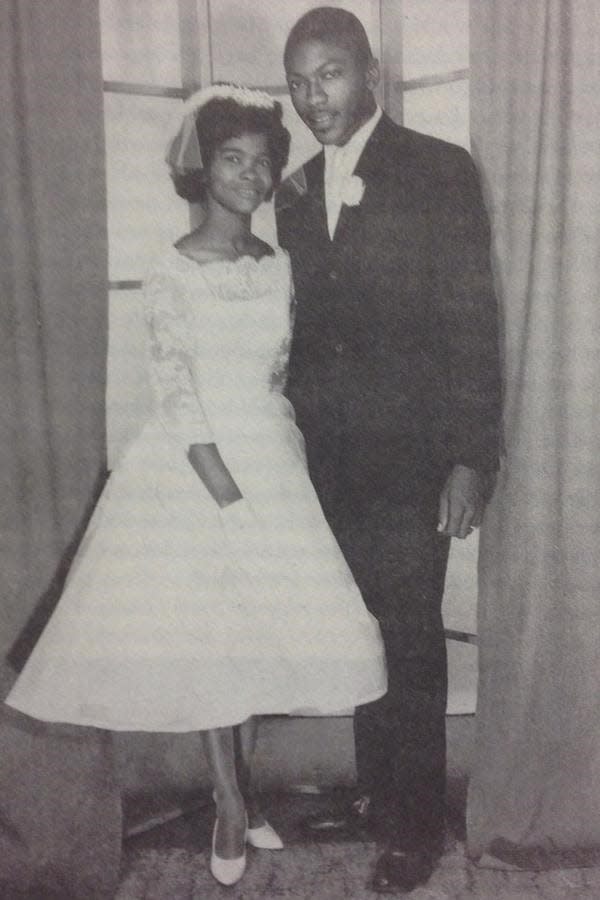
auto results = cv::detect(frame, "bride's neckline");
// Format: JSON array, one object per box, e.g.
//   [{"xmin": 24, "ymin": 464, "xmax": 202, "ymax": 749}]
[{"xmin": 171, "ymin": 244, "xmax": 280, "ymax": 273}]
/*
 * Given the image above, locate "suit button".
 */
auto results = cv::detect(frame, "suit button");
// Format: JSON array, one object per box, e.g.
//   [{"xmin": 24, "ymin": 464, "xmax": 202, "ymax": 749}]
[
  {"xmin": 334, "ymin": 342, "xmax": 344, "ymax": 354},
  {"xmin": 329, "ymin": 270, "xmax": 338, "ymax": 281}
]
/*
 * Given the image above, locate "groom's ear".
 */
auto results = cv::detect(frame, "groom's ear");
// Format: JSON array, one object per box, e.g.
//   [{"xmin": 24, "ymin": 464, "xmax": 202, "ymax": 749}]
[{"xmin": 366, "ymin": 57, "xmax": 380, "ymax": 92}]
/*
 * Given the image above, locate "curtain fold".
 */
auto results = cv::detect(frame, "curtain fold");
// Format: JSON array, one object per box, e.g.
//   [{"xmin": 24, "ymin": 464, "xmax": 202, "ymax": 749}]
[
  {"xmin": 468, "ymin": 0, "xmax": 600, "ymax": 868},
  {"xmin": 0, "ymin": 2, "xmax": 121, "ymax": 894}
]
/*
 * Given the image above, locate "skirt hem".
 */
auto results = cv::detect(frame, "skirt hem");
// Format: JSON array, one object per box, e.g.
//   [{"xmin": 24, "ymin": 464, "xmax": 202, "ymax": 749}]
[{"xmin": 5, "ymin": 685, "xmax": 386, "ymax": 734}]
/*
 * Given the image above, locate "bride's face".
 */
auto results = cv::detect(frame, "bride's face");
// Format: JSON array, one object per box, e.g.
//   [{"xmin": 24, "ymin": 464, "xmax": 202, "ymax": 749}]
[{"xmin": 207, "ymin": 132, "xmax": 273, "ymax": 215}]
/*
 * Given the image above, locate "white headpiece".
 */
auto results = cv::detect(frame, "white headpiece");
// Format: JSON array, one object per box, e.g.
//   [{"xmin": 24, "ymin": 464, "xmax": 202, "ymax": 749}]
[{"xmin": 166, "ymin": 83, "xmax": 276, "ymax": 176}]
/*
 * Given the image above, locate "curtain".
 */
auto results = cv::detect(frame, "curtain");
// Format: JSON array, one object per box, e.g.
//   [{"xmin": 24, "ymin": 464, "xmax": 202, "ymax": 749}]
[
  {"xmin": 0, "ymin": 2, "xmax": 121, "ymax": 895},
  {"xmin": 468, "ymin": 0, "xmax": 600, "ymax": 868}
]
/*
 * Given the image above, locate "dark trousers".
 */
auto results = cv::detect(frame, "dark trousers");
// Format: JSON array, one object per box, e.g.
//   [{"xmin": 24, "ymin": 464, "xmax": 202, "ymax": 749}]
[{"xmin": 326, "ymin": 487, "xmax": 450, "ymax": 853}]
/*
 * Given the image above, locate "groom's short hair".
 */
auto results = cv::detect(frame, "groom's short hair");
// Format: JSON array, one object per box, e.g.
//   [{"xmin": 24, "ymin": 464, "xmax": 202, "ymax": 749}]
[{"xmin": 284, "ymin": 6, "xmax": 373, "ymax": 70}]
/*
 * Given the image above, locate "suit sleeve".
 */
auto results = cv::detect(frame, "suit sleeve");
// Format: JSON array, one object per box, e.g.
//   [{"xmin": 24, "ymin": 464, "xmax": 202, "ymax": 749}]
[
  {"xmin": 434, "ymin": 149, "xmax": 502, "ymax": 473},
  {"xmin": 144, "ymin": 270, "xmax": 214, "ymax": 448}
]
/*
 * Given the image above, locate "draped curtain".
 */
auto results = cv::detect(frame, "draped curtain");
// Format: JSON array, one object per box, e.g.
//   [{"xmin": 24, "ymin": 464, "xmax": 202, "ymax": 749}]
[
  {"xmin": 0, "ymin": 2, "xmax": 121, "ymax": 895},
  {"xmin": 468, "ymin": 0, "xmax": 600, "ymax": 867}
]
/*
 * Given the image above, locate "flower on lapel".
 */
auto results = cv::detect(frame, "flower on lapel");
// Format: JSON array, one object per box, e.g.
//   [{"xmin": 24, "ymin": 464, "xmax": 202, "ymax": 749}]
[{"xmin": 341, "ymin": 174, "xmax": 365, "ymax": 207}]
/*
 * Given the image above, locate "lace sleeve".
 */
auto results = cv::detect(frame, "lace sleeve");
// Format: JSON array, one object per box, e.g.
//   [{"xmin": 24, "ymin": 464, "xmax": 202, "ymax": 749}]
[{"xmin": 144, "ymin": 271, "xmax": 213, "ymax": 447}]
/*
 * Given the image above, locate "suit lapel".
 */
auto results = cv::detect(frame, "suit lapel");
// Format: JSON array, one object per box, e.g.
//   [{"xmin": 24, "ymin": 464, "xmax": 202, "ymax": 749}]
[
  {"xmin": 300, "ymin": 152, "xmax": 329, "ymax": 245},
  {"xmin": 284, "ymin": 115, "xmax": 406, "ymax": 249},
  {"xmin": 353, "ymin": 113, "xmax": 396, "ymax": 184},
  {"xmin": 332, "ymin": 114, "xmax": 403, "ymax": 246}
]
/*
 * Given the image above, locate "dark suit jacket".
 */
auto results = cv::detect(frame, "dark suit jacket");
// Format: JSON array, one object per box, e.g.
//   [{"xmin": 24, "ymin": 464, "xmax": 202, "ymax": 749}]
[{"xmin": 276, "ymin": 113, "xmax": 501, "ymax": 508}]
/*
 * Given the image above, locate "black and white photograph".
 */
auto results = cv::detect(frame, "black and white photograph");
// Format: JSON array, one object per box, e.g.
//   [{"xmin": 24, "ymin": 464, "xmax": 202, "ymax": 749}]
[{"xmin": 1, "ymin": 2, "xmax": 600, "ymax": 897}]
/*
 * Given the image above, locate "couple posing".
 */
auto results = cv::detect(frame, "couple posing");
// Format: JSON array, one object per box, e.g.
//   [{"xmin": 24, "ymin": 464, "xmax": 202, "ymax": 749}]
[{"xmin": 7, "ymin": 7, "xmax": 501, "ymax": 895}]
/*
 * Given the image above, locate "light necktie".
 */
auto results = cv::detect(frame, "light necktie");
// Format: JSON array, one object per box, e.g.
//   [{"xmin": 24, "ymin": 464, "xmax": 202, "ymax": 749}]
[{"xmin": 325, "ymin": 146, "xmax": 347, "ymax": 239}]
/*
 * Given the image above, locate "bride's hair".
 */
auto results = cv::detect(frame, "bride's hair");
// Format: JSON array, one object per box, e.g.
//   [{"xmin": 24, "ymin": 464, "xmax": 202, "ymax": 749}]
[{"xmin": 171, "ymin": 96, "xmax": 290, "ymax": 204}]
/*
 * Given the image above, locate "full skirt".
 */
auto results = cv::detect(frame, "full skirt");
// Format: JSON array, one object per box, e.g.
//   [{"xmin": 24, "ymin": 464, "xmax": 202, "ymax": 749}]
[{"xmin": 7, "ymin": 398, "xmax": 386, "ymax": 731}]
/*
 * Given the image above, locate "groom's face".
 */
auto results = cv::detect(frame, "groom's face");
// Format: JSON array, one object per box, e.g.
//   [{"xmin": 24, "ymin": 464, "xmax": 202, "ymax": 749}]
[{"xmin": 285, "ymin": 39, "xmax": 379, "ymax": 147}]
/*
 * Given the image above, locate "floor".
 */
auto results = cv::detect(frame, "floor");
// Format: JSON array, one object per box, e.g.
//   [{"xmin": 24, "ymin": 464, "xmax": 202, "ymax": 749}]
[
  {"xmin": 118, "ymin": 718, "xmax": 600, "ymax": 898},
  {"xmin": 119, "ymin": 791, "xmax": 600, "ymax": 899}
]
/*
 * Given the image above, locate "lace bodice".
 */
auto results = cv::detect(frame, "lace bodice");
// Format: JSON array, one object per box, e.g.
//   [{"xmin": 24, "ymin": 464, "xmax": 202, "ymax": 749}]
[{"xmin": 144, "ymin": 247, "xmax": 294, "ymax": 447}]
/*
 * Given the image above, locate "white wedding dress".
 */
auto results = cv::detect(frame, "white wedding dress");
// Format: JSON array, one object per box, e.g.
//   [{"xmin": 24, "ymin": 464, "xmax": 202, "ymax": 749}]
[{"xmin": 7, "ymin": 247, "xmax": 386, "ymax": 731}]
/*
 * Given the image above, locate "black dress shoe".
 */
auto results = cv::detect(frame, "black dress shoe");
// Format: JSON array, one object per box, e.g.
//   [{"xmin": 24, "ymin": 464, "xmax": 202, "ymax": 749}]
[
  {"xmin": 371, "ymin": 848, "xmax": 435, "ymax": 894},
  {"xmin": 303, "ymin": 794, "xmax": 375, "ymax": 836}
]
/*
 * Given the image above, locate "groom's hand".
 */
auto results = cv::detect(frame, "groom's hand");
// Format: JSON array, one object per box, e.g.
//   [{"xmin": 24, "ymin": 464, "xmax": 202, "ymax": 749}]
[{"xmin": 437, "ymin": 464, "xmax": 493, "ymax": 539}]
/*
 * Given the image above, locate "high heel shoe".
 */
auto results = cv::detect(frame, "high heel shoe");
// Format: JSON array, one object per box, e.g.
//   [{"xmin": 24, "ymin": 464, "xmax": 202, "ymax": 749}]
[
  {"xmin": 211, "ymin": 790, "xmax": 283, "ymax": 851},
  {"xmin": 210, "ymin": 815, "xmax": 247, "ymax": 886},
  {"xmin": 246, "ymin": 820, "xmax": 284, "ymax": 850}
]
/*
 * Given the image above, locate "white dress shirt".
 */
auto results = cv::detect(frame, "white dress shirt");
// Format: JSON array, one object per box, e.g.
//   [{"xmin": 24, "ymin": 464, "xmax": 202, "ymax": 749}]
[{"xmin": 323, "ymin": 105, "xmax": 382, "ymax": 239}]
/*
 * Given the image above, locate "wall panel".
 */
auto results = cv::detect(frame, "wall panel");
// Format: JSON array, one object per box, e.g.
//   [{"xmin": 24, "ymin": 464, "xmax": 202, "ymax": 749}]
[
  {"xmin": 403, "ymin": 78, "xmax": 470, "ymax": 149},
  {"xmin": 401, "ymin": 0, "xmax": 469, "ymax": 80},
  {"xmin": 101, "ymin": 0, "xmax": 182, "ymax": 85},
  {"xmin": 104, "ymin": 93, "xmax": 188, "ymax": 282}
]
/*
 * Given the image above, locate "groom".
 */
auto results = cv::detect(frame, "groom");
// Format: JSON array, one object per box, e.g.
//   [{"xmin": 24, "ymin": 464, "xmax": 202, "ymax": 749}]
[{"xmin": 276, "ymin": 6, "xmax": 501, "ymax": 894}]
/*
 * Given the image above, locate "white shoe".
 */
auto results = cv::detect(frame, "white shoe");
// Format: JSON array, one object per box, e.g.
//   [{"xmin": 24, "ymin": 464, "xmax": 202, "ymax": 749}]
[
  {"xmin": 247, "ymin": 820, "xmax": 284, "ymax": 850},
  {"xmin": 212, "ymin": 790, "xmax": 283, "ymax": 851},
  {"xmin": 210, "ymin": 816, "xmax": 247, "ymax": 886}
]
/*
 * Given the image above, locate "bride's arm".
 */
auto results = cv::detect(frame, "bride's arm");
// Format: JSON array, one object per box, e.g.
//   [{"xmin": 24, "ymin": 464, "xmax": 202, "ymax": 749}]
[{"xmin": 144, "ymin": 269, "xmax": 242, "ymax": 507}]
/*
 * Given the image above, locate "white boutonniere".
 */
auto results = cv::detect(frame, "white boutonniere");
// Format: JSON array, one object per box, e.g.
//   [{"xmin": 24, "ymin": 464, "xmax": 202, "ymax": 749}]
[{"xmin": 341, "ymin": 174, "xmax": 365, "ymax": 207}]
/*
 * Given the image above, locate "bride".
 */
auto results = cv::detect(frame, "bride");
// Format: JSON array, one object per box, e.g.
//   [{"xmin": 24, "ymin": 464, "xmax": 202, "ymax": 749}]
[{"xmin": 6, "ymin": 83, "xmax": 387, "ymax": 887}]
